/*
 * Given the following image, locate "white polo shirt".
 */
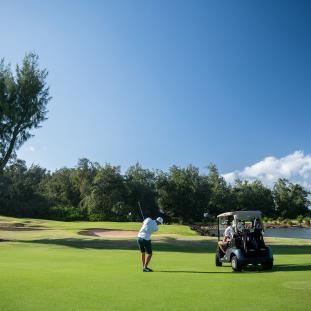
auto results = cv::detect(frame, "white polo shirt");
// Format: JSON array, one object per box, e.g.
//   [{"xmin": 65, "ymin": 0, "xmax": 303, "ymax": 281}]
[
  {"xmin": 224, "ymin": 226, "xmax": 234, "ymax": 239},
  {"xmin": 138, "ymin": 218, "xmax": 158, "ymax": 240}
]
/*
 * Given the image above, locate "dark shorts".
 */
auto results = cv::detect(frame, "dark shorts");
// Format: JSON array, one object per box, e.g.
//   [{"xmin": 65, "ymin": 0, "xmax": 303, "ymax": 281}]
[{"xmin": 137, "ymin": 238, "xmax": 152, "ymax": 254}]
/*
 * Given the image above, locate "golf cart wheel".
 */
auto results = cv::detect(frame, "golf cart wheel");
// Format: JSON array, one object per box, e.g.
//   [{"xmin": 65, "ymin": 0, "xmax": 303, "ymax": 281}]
[
  {"xmin": 262, "ymin": 262, "xmax": 273, "ymax": 270},
  {"xmin": 231, "ymin": 256, "xmax": 242, "ymax": 272},
  {"xmin": 215, "ymin": 251, "xmax": 222, "ymax": 267}
]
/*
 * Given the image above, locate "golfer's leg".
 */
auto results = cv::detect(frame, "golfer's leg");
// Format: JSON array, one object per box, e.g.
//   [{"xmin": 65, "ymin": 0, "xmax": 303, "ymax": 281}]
[
  {"xmin": 137, "ymin": 238, "xmax": 146, "ymax": 269},
  {"xmin": 144, "ymin": 240, "xmax": 153, "ymax": 268},
  {"xmin": 218, "ymin": 241, "xmax": 225, "ymax": 253},
  {"xmin": 141, "ymin": 252, "xmax": 146, "ymax": 268},
  {"xmin": 144, "ymin": 253, "xmax": 152, "ymax": 268}
]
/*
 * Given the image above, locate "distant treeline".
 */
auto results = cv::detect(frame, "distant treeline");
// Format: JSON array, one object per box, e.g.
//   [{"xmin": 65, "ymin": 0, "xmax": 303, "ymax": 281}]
[{"xmin": 0, "ymin": 159, "xmax": 310, "ymax": 223}]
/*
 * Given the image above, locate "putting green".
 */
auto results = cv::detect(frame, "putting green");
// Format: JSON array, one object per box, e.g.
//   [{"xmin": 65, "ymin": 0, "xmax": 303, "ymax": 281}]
[{"xmin": 0, "ymin": 216, "xmax": 310, "ymax": 311}]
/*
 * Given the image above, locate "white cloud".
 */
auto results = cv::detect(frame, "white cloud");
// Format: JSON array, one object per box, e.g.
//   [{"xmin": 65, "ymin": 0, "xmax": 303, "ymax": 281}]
[
  {"xmin": 25, "ymin": 145, "xmax": 36, "ymax": 152},
  {"xmin": 223, "ymin": 151, "xmax": 311, "ymax": 190}
]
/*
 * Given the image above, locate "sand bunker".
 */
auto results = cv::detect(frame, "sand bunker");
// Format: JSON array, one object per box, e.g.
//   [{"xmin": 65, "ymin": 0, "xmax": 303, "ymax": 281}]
[{"xmin": 79, "ymin": 229, "xmax": 178, "ymax": 239}]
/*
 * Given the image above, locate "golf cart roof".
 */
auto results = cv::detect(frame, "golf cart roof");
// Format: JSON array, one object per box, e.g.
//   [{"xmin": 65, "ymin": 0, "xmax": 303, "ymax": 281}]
[{"xmin": 217, "ymin": 211, "xmax": 262, "ymax": 220}]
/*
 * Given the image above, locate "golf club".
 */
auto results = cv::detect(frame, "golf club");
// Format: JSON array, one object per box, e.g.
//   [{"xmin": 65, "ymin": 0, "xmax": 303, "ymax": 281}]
[{"xmin": 137, "ymin": 201, "xmax": 145, "ymax": 220}]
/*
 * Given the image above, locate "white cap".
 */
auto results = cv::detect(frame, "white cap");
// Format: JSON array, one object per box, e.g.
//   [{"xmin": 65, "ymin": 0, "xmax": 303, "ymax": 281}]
[{"xmin": 156, "ymin": 217, "xmax": 163, "ymax": 225}]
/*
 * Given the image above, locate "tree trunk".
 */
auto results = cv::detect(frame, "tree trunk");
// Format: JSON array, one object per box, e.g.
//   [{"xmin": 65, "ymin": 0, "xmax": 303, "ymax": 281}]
[{"xmin": 0, "ymin": 126, "xmax": 19, "ymax": 172}]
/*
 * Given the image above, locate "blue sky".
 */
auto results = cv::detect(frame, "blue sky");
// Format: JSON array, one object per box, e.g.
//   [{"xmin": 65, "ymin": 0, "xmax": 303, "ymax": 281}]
[{"xmin": 1, "ymin": 0, "xmax": 311, "ymax": 183}]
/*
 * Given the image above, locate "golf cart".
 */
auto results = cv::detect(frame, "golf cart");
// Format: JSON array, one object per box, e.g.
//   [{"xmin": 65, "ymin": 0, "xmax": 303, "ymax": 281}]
[{"xmin": 215, "ymin": 211, "xmax": 273, "ymax": 271}]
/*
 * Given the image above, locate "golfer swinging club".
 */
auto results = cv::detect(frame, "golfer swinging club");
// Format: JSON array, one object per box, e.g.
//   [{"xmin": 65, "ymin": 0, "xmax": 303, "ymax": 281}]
[{"xmin": 137, "ymin": 216, "xmax": 163, "ymax": 272}]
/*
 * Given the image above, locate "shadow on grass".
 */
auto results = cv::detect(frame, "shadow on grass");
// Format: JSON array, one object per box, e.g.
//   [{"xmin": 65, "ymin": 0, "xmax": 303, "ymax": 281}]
[
  {"xmin": 155, "ymin": 264, "xmax": 311, "ymax": 274},
  {"xmin": 0, "ymin": 223, "xmax": 47, "ymax": 231},
  {"xmin": 232, "ymin": 263, "xmax": 311, "ymax": 273},
  {"xmin": 12, "ymin": 237, "xmax": 311, "ymax": 255},
  {"xmin": 14, "ymin": 237, "xmax": 215, "ymax": 253},
  {"xmin": 272, "ymin": 264, "xmax": 311, "ymax": 272},
  {"xmin": 156, "ymin": 270, "xmax": 229, "ymax": 274},
  {"xmin": 270, "ymin": 245, "xmax": 311, "ymax": 255}
]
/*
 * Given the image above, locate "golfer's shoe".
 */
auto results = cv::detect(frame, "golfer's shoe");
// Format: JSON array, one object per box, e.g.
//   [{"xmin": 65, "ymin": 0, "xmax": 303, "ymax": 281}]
[{"xmin": 143, "ymin": 267, "xmax": 153, "ymax": 272}]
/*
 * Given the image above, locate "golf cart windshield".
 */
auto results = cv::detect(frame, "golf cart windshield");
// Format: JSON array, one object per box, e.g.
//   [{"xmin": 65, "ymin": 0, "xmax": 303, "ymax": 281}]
[{"xmin": 217, "ymin": 211, "xmax": 262, "ymax": 220}]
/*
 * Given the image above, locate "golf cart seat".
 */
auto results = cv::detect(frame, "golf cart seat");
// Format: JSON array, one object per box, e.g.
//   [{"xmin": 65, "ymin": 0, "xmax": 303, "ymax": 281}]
[
  {"xmin": 230, "ymin": 234, "xmax": 243, "ymax": 249},
  {"xmin": 242, "ymin": 228, "xmax": 268, "ymax": 256},
  {"xmin": 242, "ymin": 229, "xmax": 256, "ymax": 255}
]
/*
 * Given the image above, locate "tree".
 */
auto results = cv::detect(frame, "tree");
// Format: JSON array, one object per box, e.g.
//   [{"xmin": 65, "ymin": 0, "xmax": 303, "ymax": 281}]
[
  {"xmin": 125, "ymin": 163, "xmax": 158, "ymax": 221},
  {"xmin": 296, "ymin": 215, "xmax": 304, "ymax": 226},
  {"xmin": 0, "ymin": 160, "xmax": 49, "ymax": 217},
  {"xmin": 0, "ymin": 53, "xmax": 51, "ymax": 172},
  {"xmin": 156, "ymin": 165, "xmax": 210, "ymax": 223},
  {"xmin": 83, "ymin": 164, "xmax": 128, "ymax": 221},
  {"xmin": 273, "ymin": 178, "xmax": 310, "ymax": 218},
  {"xmin": 206, "ymin": 164, "xmax": 233, "ymax": 216},
  {"xmin": 72, "ymin": 158, "xmax": 99, "ymax": 203},
  {"xmin": 232, "ymin": 179, "xmax": 275, "ymax": 217},
  {"xmin": 42, "ymin": 168, "xmax": 80, "ymax": 208}
]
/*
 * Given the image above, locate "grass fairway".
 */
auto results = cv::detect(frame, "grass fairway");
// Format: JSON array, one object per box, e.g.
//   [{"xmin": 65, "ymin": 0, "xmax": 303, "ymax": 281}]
[{"xmin": 0, "ymin": 216, "xmax": 311, "ymax": 311}]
